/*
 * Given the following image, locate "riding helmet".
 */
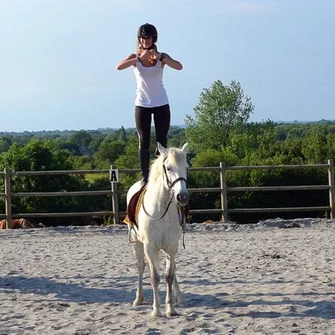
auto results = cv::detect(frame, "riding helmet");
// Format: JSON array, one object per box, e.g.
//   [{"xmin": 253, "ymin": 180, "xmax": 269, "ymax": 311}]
[{"xmin": 137, "ymin": 23, "xmax": 158, "ymax": 43}]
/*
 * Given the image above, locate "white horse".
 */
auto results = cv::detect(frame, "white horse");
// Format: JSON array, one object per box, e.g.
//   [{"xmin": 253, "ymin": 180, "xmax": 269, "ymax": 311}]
[{"xmin": 126, "ymin": 142, "xmax": 189, "ymax": 317}]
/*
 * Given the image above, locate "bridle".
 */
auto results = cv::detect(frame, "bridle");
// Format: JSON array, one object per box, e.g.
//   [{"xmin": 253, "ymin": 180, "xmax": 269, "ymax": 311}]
[
  {"xmin": 162, "ymin": 163, "xmax": 187, "ymax": 190},
  {"xmin": 142, "ymin": 158, "xmax": 187, "ymax": 221}
]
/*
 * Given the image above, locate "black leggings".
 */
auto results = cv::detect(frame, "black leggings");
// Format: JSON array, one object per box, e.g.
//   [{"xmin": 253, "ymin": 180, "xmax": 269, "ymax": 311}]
[{"xmin": 135, "ymin": 104, "xmax": 171, "ymax": 150}]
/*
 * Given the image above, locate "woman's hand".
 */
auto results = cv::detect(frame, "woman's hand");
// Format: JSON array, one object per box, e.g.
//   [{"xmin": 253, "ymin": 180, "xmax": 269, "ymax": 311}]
[
  {"xmin": 149, "ymin": 49, "xmax": 162, "ymax": 61},
  {"xmin": 139, "ymin": 49, "xmax": 159, "ymax": 65},
  {"xmin": 139, "ymin": 50, "xmax": 152, "ymax": 62}
]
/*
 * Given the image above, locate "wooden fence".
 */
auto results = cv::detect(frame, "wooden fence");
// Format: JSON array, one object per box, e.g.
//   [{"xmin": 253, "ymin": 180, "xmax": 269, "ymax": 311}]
[{"xmin": 1, "ymin": 160, "xmax": 334, "ymax": 228}]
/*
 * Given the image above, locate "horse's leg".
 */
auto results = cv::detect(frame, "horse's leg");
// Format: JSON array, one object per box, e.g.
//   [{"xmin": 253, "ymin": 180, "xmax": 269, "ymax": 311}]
[
  {"xmin": 173, "ymin": 273, "xmax": 184, "ymax": 306},
  {"xmin": 165, "ymin": 254, "xmax": 178, "ymax": 317},
  {"xmin": 132, "ymin": 241, "xmax": 145, "ymax": 307},
  {"xmin": 144, "ymin": 243, "xmax": 161, "ymax": 317}
]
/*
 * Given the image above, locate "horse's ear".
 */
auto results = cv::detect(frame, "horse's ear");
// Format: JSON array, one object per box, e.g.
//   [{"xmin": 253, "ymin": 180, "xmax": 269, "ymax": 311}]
[
  {"xmin": 181, "ymin": 143, "xmax": 189, "ymax": 154},
  {"xmin": 157, "ymin": 142, "xmax": 168, "ymax": 157}
]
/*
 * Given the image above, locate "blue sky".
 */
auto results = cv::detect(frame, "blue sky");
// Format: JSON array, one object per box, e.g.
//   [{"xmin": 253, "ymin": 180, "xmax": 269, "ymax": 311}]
[{"xmin": 1, "ymin": 0, "xmax": 334, "ymax": 132}]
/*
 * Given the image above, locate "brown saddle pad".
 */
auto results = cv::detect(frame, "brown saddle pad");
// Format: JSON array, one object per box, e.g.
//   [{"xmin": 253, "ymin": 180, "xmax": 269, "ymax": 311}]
[{"xmin": 123, "ymin": 184, "xmax": 146, "ymax": 227}]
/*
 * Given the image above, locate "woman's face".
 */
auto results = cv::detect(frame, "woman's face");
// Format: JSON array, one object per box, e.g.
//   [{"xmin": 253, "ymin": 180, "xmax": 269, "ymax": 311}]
[{"xmin": 140, "ymin": 36, "xmax": 153, "ymax": 49}]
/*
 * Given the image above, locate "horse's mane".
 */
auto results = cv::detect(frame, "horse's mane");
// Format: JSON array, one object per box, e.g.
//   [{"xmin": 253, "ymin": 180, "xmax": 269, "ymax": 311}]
[{"xmin": 148, "ymin": 147, "xmax": 186, "ymax": 185}]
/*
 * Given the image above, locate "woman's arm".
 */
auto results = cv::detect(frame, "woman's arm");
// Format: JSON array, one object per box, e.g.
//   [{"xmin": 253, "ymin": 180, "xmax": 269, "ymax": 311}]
[
  {"xmin": 116, "ymin": 53, "xmax": 137, "ymax": 70},
  {"xmin": 161, "ymin": 53, "xmax": 183, "ymax": 70}
]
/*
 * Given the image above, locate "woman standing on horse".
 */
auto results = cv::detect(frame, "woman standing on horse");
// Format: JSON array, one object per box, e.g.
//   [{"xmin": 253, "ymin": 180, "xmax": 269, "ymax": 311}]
[{"xmin": 116, "ymin": 23, "xmax": 183, "ymax": 185}]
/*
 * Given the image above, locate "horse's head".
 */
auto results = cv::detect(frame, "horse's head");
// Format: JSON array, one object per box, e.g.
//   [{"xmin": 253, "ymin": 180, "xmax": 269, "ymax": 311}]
[{"xmin": 150, "ymin": 142, "xmax": 189, "ymax": 207}]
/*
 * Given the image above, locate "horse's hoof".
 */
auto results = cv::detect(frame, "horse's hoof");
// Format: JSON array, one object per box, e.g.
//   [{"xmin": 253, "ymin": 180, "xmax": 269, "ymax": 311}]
[
  {"xmin": 166, "ymin": 308, "xmax": 179, "ymax": 317},
  {"xmin": 132, "ymin": 299, "xmax": 144, "ymax": 307},
  {"xmin": 151, "ymin": 310, "xmax": 162, "ymax": 318}
]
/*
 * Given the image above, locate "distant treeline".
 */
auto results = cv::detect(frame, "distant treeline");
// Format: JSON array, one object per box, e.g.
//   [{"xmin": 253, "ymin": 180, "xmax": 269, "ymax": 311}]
[{"xmin": 1, "ymin": 120, "xmax": 335, "ymax": 225}]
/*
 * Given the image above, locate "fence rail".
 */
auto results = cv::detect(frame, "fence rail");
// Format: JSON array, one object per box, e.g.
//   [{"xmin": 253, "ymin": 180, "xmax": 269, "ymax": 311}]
[{"xmin": 1, "ymin": 160, "xmax": 334, "ymax": 228}]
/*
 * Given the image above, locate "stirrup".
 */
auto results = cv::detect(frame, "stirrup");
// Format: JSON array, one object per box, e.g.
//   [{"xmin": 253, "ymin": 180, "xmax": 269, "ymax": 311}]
[{"xmin": 128, "ymin": 225, "xmax": 138, "ymax": 243}]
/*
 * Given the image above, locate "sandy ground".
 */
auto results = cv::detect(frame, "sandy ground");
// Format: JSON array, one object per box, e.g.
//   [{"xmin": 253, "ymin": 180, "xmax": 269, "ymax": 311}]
[{"xmin": 0, "ymin": 218, "xmax": 335, "ymax": 335}]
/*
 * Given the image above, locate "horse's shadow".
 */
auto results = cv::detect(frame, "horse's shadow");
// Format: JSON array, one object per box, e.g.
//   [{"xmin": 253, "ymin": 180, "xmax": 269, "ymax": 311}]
[
  {"xmin": 226, "ymin": 296, "xmax": 335, "ymax": 319},
  {"xmin": 0, "ymin": 275, "xmax": 135, "ymax": 304},
  {"xmin": 0, "ymin": 276, "xmax": 220, "ymax": 307},
  {"xmin": 180, "ymin": 279, "xmax": 335, "ymax": 319},
  {"xmin": 0, "ymin": 275, "xmax": 221, "ymax": 308},
  {"xmin": 132, "ymin": 288, "xmax": 335, "ymax": 320},
  {"xmin": 140, "ymin": 287, "xmax": 224, "ymax": 308},
  {"xmin": 2, "ymin": 276, "xmax": 334, "ymax": 319}
]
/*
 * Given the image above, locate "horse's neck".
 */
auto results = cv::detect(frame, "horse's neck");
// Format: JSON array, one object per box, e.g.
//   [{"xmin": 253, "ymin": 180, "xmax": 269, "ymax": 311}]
[{"xmin": 145, "ymin": 179, "xmax": 170, "ymax": 209}]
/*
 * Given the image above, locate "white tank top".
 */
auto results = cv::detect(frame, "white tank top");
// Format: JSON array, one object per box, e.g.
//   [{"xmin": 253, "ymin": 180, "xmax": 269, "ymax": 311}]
[{"xmin": 134, "ymin": 60, "xmax": 169, "ymax": 107}]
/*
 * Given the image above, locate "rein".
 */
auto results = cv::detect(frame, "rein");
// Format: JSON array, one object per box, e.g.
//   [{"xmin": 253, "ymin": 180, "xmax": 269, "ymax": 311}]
[
  {"xmin": 141, "ymin": 158, "xmax": 188, "ymax": 248},
  {"xmin": 142, "ymin": 190, "xmax": 174, "ymax": 221},
  {"xmin": 177, "ymin": 206, "xmax": 187, "ymax": 249}
]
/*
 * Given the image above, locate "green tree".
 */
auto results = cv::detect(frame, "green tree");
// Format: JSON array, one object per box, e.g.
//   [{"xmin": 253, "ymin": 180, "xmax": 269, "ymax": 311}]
[
  {"xmin": 0, "ymin": 137, "xmax": 12, "ymax": 153},
  {"xmin": 185, "ymin": 79, "xmax": 254, "ymax": 152},
  {"xmin": 168, "ymin": 127, "xmax": 186, "ymax": 148},
  {"xmin": 115, "ymin": 137, "xmax": 142, "ymax": 189},
  {"xmin": 301, "ymin": 126, "xmax": 328, "ymax": 163},
  {"xmin": 88, "ymin": 133, "xmax": 106, "ymax": 154},
  {"xmin": 0, "ymin": 139, "xmax": 87, "ymax": 223},
  {"xmin": 115, "ymin": 126, "xmax": 128, "ymax": 143},
  {"xmin": 94, "ymin": 140, "xmax": 126, "ymax": 168},
  {"xmin": 68, "ymin": 130, "xmax": 93, "ymax": 155}
]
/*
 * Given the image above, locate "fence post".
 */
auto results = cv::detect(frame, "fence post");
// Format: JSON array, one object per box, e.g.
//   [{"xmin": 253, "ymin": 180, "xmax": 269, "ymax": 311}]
[
  {"xmin": 4, "ymin": 168, "xmax": 12, "ymax": 229},
  {"xmin": 328, "ymin": 159, "xmax": 335, "ymax": 219},
  {"xmin": 110, "ymin": 165, "xmax": 119, "ymax": 225},
  {"xmin": 220, "ymin": 162, "xmax": 228, "ymax": 222}
]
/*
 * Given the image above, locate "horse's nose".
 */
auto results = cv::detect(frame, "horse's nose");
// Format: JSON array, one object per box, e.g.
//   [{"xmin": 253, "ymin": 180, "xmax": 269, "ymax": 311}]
[{"xmin": 177, "ymin": 191, "xmax": 189, "ymax": 205}]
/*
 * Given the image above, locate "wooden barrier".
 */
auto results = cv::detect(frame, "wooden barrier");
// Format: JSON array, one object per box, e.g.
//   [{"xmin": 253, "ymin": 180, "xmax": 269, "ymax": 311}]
[{"xmin": 1, "ymin": 160, "xmax": 334, "ymax": 225}]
